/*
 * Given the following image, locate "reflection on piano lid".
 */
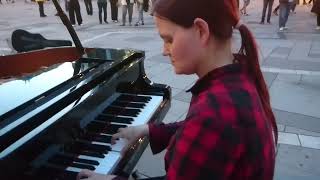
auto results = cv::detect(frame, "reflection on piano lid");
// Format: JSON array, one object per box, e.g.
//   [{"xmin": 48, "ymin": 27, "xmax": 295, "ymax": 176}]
[{"xmin": 0, "ymin": 48, "xmax": 137, "ymax": 119}]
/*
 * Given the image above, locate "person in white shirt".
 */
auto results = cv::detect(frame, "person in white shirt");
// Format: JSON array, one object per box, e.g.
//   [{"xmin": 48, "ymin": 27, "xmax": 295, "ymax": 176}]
[
  {"xmin": 135, "ymin": 0, "xmax": 144, "ymax": 26},
  {"xmin": 120, "ymin": 0, "xmax": 134, "ymax": 26}
]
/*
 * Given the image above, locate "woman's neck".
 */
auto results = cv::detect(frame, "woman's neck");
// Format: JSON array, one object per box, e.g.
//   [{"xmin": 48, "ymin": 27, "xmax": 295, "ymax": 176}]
[{"xmin": 196, "ymin": 40, "xmax": 234, "ymax": 78}]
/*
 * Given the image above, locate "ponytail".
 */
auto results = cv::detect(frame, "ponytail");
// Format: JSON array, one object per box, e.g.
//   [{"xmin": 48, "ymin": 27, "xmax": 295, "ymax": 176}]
[{"xmin": 237, "ymin": 24, "xmax": 278, "ymax": 144}]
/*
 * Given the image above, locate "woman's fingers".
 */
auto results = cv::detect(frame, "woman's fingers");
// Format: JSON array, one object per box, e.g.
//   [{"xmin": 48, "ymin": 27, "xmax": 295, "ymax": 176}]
[
  {"xmin": 111, "ymin": 128, "xmax": 125, "ymax": 144},
  {"xmin": 77, "ymin": 169, "xmax": 94, "ymax": 180}
]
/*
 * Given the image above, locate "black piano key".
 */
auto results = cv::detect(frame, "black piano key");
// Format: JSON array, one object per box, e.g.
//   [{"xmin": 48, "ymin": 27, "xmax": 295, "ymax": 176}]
[
  {"xmin": 49, "ymin": 155, "xmax": 96, "ymax": 170},
  {"xmin": 103, "ymin": 106, "xmax": 140, "ymax": 117},
  {"xmin": 96, "ymin": 114, "xmax": 133, "ymax": 124},
  {"xmin": 65, "ymin": 149, "xmax": 105, "ymax": 159},
  {"xmin": 111, "ymin": 101, "xmax": 146, "ymax": 109},
  {"xmin": 86, "ymin": 121, "xmax": 127, "ymax": 134},
  {"xmin": 83, "ymin": 133, "xmax": 112, "ymax": 144},
  {"xmin": 71, "ymin": 141, "xmax": 111, "ymax": 154},
  {"xmin": 117, "ymin": 94, "xmax": 151, "ymax": 103},
  {"xmin": 108, "ymin": 124, "xmax": 127, "ymax": 134},
  {"xmin": 86, "ymin": 121, "xmax": 108, "ymax": 132},
  {"xmin": 54, "ymin": 154, "xmax": 100, "ymax": 166},
  {"xmin": 69, "ymin": 162, "xmax": 96, "ymax": 170},
  {"xmin": 80, "ymin": 150, "xmax": 106, "ymax": 158}
]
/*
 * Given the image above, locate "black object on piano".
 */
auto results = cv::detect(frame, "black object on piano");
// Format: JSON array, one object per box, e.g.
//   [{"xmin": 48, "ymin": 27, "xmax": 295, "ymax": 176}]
[
  {"xmin": 11, "ymin": 29, "xmax": 73, "ymax": 52},
  {"xmin": 0, "ymin": 0, "xmax": 171, "ymax": 179}
]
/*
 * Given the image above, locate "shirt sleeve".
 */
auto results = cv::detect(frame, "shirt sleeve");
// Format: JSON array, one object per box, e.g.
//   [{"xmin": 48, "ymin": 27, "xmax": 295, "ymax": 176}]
[
  {"xmin": 165, "ymin": 115, "xmax": 244, "ymax": 180},
  {"xmin": 148, "ymin": 121, "xmax": 184, "ymax": 154}
]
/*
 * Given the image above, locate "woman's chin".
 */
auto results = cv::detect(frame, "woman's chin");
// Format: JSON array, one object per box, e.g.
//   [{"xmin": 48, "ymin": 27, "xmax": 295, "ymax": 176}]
[{"xmin": 174, "ymin": 68, "xmax": 185, "ymax": 75}]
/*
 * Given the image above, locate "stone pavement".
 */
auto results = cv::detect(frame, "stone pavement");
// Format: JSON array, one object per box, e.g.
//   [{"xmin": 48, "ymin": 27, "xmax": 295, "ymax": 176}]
[{"xmin": 1, "ymin": 0, "xmax": 320, "ymax": 179}]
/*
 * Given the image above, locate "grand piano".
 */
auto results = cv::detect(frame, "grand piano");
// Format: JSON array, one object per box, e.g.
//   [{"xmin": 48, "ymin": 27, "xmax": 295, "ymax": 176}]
[{"xmin": 0, "ymin": 1, "xmax": 171, "ymax": 180}]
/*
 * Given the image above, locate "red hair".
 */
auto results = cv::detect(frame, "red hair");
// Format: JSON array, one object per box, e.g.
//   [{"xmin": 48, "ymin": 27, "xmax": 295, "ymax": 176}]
[{"xmin": 153, "ymin": 0, "xmax": 278, "ymax": 143}]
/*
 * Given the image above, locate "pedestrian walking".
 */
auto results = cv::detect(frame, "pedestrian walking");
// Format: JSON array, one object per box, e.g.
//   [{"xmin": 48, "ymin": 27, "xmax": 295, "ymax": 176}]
[
  {"xmin": 240, "ymin": 0, "xmax": 250, "ymax": 15},
  {"xmin": 84, "ymin": 0, "xmax": 93, "ymax": 15},
  {"xmin": 289, "ymin": 0, "xmax": 298, "ymax": 14},
  {"xmin": 109, "ymin": 0, "xmax": 118, "ymax": 22},
  {"xmin": 69, "ymin": 0, "xmax": 83, "ymax": 26},
  {"xmin": 261, "ymin": 0, "xmax": 275, "ymax": 24},
  {"xmin": 76, "ymin": 0, "xmax": 277, "ymax": 179},
  {"xmin": 279, "ymin": 0, "xmax": 292, "ymax": 31},
  {"xmin": 311, "ymin": 0, "xmax": 320, "ymax": 30},
  {"xmin": 135, "ymin": 0, "xmax": 144, "ymax": 26},
  {"xmin": 97, "ymin": 0, "xmax": 108, "ymax": 24},
  {"xmin": 36, "ymin": 0, "xmax": 47, "ymax": 17},
  {"xmin": 120, "ymin": 0, "xmax": 134, "ymax": 26}
]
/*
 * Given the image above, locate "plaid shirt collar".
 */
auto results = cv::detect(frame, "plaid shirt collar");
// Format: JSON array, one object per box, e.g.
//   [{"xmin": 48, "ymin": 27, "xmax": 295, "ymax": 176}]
[{"xmin": 186, "ymin": 62, "xmax": 243, "ymax": 95}]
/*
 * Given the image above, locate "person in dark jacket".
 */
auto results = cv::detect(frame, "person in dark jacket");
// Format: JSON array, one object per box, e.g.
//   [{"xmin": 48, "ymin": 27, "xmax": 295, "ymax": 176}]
[
  {"xmin": 260, "ymin": 0, "xmax": 275, "ymax": 24},
  {"xmin": 36, "ymin": 0, "xmax": 46, "ymax": 17},
  {"xmin": 109, "ymin": 0, "xmax": 118, "ymax": 22},
  {"xmin": 311, "ymin": 0, "xmax": 320, "ymax": 29},
  {"xmin": 84, "ymin": 0, "xmax": 93, "ymax": 15},
  {"xmin": 69, "ymin": 0, "xmax": 82, "ymax": 25},
  {"xmin": 97, "ymin": 0, "xmax": 108, "ymax": 24}
]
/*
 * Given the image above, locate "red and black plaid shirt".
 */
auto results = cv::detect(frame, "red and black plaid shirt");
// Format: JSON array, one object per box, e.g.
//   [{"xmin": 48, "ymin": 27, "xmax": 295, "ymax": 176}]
[{"xmin": 148, "ymin": 56, "xmax": 276, "ymax": 180}]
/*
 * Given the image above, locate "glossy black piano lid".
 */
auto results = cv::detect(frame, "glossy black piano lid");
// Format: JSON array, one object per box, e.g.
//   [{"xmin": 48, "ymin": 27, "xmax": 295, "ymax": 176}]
[{"xmin": 0, "ymin": 48, "xmax": 138, "ymax": 122}]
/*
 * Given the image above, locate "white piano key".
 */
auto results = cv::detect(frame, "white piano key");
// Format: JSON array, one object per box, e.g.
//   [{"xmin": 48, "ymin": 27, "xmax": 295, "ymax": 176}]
[
  {"xmin": 110, "ymin": 138, "xmax": 127, "ymax": 152},
  {"xmin": 130, "ymin": 95, "xmax": 163, "ymax": 126}
]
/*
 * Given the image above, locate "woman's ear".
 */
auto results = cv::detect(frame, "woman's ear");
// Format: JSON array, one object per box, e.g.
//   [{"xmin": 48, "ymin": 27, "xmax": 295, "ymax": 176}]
[{"xmin": 193, "ymin": 18, "xmax": 211, "ymax": 45}]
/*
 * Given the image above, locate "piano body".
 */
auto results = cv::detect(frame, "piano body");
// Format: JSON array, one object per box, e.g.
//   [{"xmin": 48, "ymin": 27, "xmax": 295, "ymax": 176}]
[
  {"xmin": 0, "ymin": 1, "xmax": 171, "ymax": 179},
  {"xmin": 0, "ymin": 46, "xmax": 171, "ymax": 180}
]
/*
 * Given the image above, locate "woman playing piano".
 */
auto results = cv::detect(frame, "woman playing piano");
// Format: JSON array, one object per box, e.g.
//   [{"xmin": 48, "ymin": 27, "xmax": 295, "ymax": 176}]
[{"xmin": 77, "ymin": 0, "xmax": 278, "ymax": 179}]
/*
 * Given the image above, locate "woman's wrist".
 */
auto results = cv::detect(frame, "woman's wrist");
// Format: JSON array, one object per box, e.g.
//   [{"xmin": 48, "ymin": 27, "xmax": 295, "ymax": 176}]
[{"xmin": 143, "ymin": 124, "xmax": 149, "ymax": 137}]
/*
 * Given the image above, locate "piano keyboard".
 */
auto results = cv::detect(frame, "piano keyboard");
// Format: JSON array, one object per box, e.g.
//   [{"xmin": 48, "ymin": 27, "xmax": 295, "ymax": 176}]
[{"xmin": 39, "ymin": 93, "xmax": 163, "ymax": 178}]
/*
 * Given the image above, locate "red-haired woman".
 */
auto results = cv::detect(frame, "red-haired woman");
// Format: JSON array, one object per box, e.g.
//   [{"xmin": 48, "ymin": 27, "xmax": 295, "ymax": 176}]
[{"xmin": 77, "ymin": 0, "xmax": 277, "ymax": 179}]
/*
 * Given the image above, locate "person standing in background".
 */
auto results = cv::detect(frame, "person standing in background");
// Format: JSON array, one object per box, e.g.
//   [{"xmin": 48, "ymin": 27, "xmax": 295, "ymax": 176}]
[
  {"xmin": 36, "ymin": 0, "xmax": 47, "ymax": 17},
  {"xmin": 110, "ymin": 0, "xmax": 118, "ymax": 22},
  {"xmin": 311, "ymin": 0, "xmax": 320, "ymax": 30},
  {"xmin": 65, "ymin": 0, "xmax": 69, "ymax": 11},
  {"xmin": 135, "ymin": 0, "xmax": 144, "ymax": 26},
  {"xmin": 69, "ymin": 0, "xmax": 83, "ymax": 25},
  {"xmin": 260, "ymin": 0, "xmax": 274, "ymax": 24},
  {"xmin": 120, "ymin": 0, "xmax": 134, "ymax": 26},
  {"xmin": 84, "ymin": 0, "xmax": 93, "ymax": 15},
  {"xmin": 97, "ymin": 0, "xmax": 108, "ymax": 24}
]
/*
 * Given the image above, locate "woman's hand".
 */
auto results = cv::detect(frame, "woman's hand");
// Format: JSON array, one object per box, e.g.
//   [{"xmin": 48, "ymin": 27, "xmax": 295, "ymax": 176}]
[
  {"xmin": 77, "ymin": 169, "xmax": 116, "ymax": 180},
  {"xmin": 111, "ymin": 124, "xmax": 149, "ymax": 154}
]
